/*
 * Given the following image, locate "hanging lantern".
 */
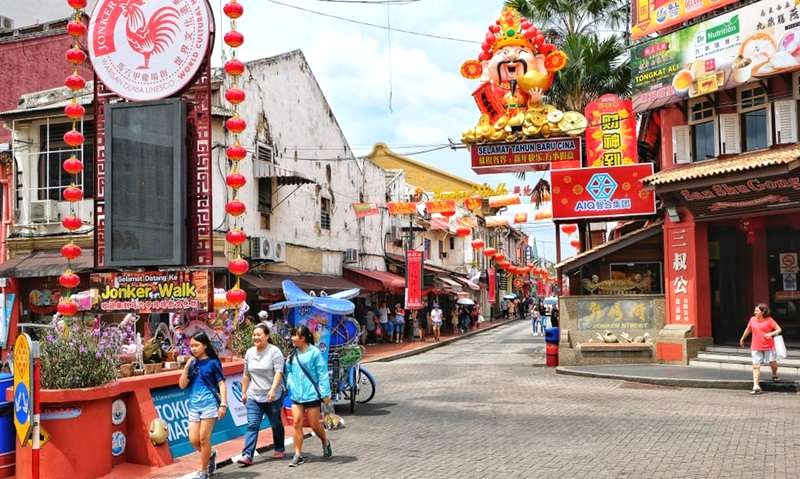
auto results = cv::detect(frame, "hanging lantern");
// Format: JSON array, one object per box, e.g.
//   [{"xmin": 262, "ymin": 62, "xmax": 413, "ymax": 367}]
[
  {"xmin": 60, "ymin": 242, "xmax": 82, "ymax": 261},
  {"xmin": 534, "ymin": 209, "xmax": 553, "ymax": 220},
  {"xmin": 226, "ymin": 287, "xmax": 247, "ymax": 306},
  {"xmin": 483, "ymin": 247, "xmax": 496, "ymax": 257},
  {"xmin": 228, "ymin": 258, "xmax": 250, "ymax": 276},
  {"xmin": 570, "ymin": 239, "xmax": 581, "ymax": 249},
  {"xmin": 224, "ymin": 58, "xmax": 245, "ymax": 76},
  {"xmin": 498, "ymin": 260, "xmax": 511, "ymax": 270},
  {"xmin": 561, "ymin": 224, "xmax": 578, "ymax": 235},
  {"xmin": 513, "ymin": 213, "xmax": 528, "ymax": 224},
  {"xmin": 63, "ymin": 186, "xmax": 83, "ymax": 202},
  {"xmin": 455, "ymin": 226, "xmax": 471, "ymax": 238},
  {"xmin": 226, "ymin": 144, "xmax": 247, "ymax": 161},
  {"xmin": 471, "ymin": 239, "xmax": 485, "ymax": 250},
  {"xmin": 226, "ymin": 200, "xmax": 246, "ymax": 216},
  {"xmin": 493, "ymin": 252, "xmax": 506, "ymax": 262},
  {"xmin": 59, "ymin": 271, "xmax": 81, "ymax": 289},
  {"xmin": 57, "ymin": 299, "xmax": 79, "ymax": 317},
  {"xmin": 226, "ymin": 173, "xmax": 247, "ymax": 189},
  {"xmin": 62, "ymin": 215, "xmax": 82, "ymax": 231},
  {"xmin": 226, "ymin": 229, "xmax": 248, "ymax": 246}
]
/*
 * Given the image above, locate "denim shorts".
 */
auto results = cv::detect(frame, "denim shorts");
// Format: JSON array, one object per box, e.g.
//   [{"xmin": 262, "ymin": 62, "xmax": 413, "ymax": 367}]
[
  {"xmin": 188, "ymin": 406, "xmax": 219, "ymax": 422},
  {"xmin": 751, "ymin": 349, "xmax": 777, "ymax": 365}
]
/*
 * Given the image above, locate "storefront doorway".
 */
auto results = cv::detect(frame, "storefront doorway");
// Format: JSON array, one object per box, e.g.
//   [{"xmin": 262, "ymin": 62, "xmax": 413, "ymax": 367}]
[{"xmin": 709, "ymin": 227, "xmax": 750, "ymax": 346}]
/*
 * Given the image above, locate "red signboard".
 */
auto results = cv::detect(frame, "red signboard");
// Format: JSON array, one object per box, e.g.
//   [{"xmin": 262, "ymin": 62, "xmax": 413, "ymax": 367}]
[
  {"xmin": 487, "ymin": 267, "xmax": 496, "ymax": 303},
  {"xmin": 352, "ymin": 203, "xmax": 379, "ymax": 218},
  {"xmin": 551, "ymin": 164, "xmax": 656, "ymax": 221},
  {"xmin": 387, "ymin": 202, "xmax": 417, "ymax": 216},
  {"xmin": 405, "ymin": 250, "xmax": 423, "ymax": 310},
  {"xmin": 426, "ymin": 199, "xmax": 456, "ymax": 216},
  {"xmin": 585, "ymin": 94, "xmax": 637, "ymax": 167},
  {"xmin": 631, "ymin": 0, "xmax": 737, "ymax": 41},
  {"xmin": 471, "ymin": 138, "xmax": 581, "ymax": 175}
]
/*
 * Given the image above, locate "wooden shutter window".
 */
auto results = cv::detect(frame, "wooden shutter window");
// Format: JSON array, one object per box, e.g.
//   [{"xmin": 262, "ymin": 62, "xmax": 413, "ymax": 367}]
[
  {"xmin": 671, "ymin": 125, "xmax": 691, "ymax": 164},
  {"xmin": 718, "ymin": 113, "xmax": 741, "ymax": 155},
  {"xmin": 773, "ymin": 100, "xmax": 798, "ymax": 145}
]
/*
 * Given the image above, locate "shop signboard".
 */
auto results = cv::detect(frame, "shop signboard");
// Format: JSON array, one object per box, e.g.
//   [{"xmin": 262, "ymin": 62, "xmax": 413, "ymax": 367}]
[
  {"xmin": 577, "ymin": 298, "xmax": 656, "ymax": 330},
  {"xmin": 90, "ymin": 271, "xmax": 210, "ymax": 313},
  {"xmin": 631, "ymin": 0, "xmax": 800, "ymax": 112},
  {"xmin": 665, "ymin": 226, "xmax": 694, "ymax": 326},
  {"xmin": 151, "ymin": 374, "xmax": 266, "ymax": 458},
  {"xmin": 487, "ymin": 267, "xmax": 496, "ymax": 303},
  {"xmin": 405, "ymin": 250, "xmax": 424, "ymax": 310},
  {"xmin": 585, "ymin": 94, "xmax": 638, "ymax": 167},
  {"xmin": 631, "ymin": 0, "xmax": 738, "ymax": 40},
  {"xmin": 676, "ymin": 172, "xmax": 800, "ymax": 219},
  {"xmin": 387, "ymin": 202, "xmax": 417, "ymax": 216},
  {"xmin": 470, "ymin": 138, "xmax": 582, "ymax": 175},
  {"xmin": 551, "ymin": 164, "xmax": 657, "ymax": 220}
]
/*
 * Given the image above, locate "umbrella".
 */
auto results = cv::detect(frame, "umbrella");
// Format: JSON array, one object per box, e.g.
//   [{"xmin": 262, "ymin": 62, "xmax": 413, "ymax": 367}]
[
  {"xmin": 456, "ymin": 298, "xmax": 475, "ymax": 305},
  {"xmin": 503, "ymin": 293, "xmax": 517, "ymax": 300},
  {"xmin": 269, "ymin": 280, "xmax": 359, "ymax": 315}
]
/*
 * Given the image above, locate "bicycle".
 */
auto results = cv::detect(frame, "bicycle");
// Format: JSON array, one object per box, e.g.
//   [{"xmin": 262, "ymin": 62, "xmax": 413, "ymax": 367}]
[{"xmin": 328, "ymin": 317, "xmax": 377, "ymax": 413}]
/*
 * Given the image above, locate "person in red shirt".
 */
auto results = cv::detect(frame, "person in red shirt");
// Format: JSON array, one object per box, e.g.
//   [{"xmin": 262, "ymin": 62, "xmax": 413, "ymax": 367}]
[{"xmin": 739, "ymin": 303, "xmax": 783, "ymax": 395}]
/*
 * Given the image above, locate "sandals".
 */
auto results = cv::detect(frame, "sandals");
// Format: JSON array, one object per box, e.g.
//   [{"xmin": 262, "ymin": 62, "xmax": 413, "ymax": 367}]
[{"xmin": 750, "ymin": 388, "xmax": 762, "ymax": 395}]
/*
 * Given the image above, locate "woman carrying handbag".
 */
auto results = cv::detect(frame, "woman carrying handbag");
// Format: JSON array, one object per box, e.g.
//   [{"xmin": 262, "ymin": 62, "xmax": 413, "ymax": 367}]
[
  {"xmin": 739, "ymin": 303, "xmax": 783, "ymax": 395},
  {"xmin": 284, "ymin": 325, "xmax": 333, "ymax": 467}
]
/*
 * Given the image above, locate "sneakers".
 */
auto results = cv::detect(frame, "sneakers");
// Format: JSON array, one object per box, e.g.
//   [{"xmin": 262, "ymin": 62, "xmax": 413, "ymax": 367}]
[
  {"xmin": 288, "ymin": 455, "xmax": 306, "ymax": 467},
  {"xmin": 193, "ymin": 472, "xmax": 209, "ymax": 479},
  {"xmin": 273, "ymin": 451, "xmax": 286, "ymax": 459},
  {"xmin": 323, "ymin": 440, "xmax": 333, "ymax": 458},
  {"xmin": 208, "ymin": 450, "xmax": 217, "ymax": 474},
  {"xmin": 236, "ymin": 455, "xmax": 253, "ymax": 466}
]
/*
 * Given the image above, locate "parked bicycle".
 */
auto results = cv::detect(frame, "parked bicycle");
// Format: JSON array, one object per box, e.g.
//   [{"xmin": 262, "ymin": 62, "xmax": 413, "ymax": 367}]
[{"xmin": 328, "ymin": 317, "xmax": 376, "ymax": 413}]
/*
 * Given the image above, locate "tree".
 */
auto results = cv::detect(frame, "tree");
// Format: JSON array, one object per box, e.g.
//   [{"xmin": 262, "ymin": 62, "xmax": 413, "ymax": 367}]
[{"xmin": 505, "ymin": 0, "xmax": 628, "ymax": 40}]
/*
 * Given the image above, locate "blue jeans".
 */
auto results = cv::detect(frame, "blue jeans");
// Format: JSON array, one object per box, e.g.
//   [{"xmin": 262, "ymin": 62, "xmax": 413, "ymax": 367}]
[{"xmin": 242, "ymin": 395, "xmax": 285, "ymax": 458}]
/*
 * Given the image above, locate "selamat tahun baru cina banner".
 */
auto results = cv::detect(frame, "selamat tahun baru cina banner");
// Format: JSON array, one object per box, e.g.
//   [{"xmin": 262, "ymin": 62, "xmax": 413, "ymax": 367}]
[{"xmin": 91, "ymin": 271, "xmax": 210, "ymax": 312}]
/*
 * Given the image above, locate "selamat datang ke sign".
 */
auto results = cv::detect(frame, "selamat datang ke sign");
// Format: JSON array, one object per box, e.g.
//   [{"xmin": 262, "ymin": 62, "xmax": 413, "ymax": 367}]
[{"xmin": 551, "ymin": 164, "xmax": 656, "ymax": 221}]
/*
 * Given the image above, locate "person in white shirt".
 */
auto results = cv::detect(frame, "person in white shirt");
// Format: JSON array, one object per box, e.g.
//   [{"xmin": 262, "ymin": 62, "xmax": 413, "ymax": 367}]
[
  {"xmin": 430, "ymin": 304, "xmax": 443, "ymax": 342},
  {"xmin": 258, "ymin": 310, "xmax": 274, "ymax": 330},
  {"xmin": 378, "ymin": 303, "xmax": 390, "ymax": 342}
]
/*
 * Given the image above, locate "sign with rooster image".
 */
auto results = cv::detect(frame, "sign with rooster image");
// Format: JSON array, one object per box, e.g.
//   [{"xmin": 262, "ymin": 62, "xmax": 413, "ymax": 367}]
[{"xmin": 88, "ymin": 0, "xmax": 213, "ymax": 101}]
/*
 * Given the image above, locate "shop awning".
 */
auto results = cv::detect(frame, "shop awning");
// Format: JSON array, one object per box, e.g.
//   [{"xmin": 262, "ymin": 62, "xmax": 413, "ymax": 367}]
[
  {"xmin": 0, "ymin": 250, "xmax": 93, "ymax": 278},
  {"xmin": 456, "ymin": 277, "xmax": 481, "ymax": 291},
  {"xmin": 252, "ymin": 161, "xmax": 315, "ymax": 186},
  {"xmin": 242, "ymin": 272, "xmax": 360, "ymax": 293},
  {"xmin": 343, "ymin": 267, "xmax": 405, "ymax": 292},
  {"xmin": 434, "ymin": 276, "xmax": 463, "ymax": 292},
  {"xmin": 643, "ymin": 145, "xmax": 800, "ymax": 190},
  {"xmin": 556, "ymin": 221, "xmax": 663, "ymax": 274}
]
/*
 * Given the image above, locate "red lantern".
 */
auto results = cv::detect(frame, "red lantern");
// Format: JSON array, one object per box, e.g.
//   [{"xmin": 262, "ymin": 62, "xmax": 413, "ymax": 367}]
[
  {"xmin": 455, "ymin": 227, "xmax": 471, "ymax": 238},
  {"xmin": 67, "ymin": 21, "xmax": 87, "ymax": 37},
  {"xmin": 226, "ymin": 200, "xmax": 246, "ymax": 216},
  {"xmin": 470, "ymin": 239, "xmax": 485, "ymax": 250},
  {"xmin": 62, "ymin": 215, "xmax": 82, "ymax": 231},
  {"xmin": 225, "ymin": 88, "xmax": 246, "ymax": 105},
  {"xmin": 561, "ymin": 224, "xmax": 578, "ymax": 235},
  {"xmin": 59, "ymin": 271, "xmax": 81, "ymax": 289},
  {"xmin": 63, "ymin": 186, "xmax": 83, "ymax": 202},
  {"xmin": 226, "ymin": 145, "xmax": 247, "ymax": 161},
  {"xmin": 570, "ymin": 239, "xmax": 581, "ymax": 249},
  {"xmin": 63, "ymin": 156, "xmax": 83, "ymax": 175},
  {"xmin": 226, "ymin": 229, "xmax": 247, "ymax": 246},
  {"xmin": 226, "ymin": 173, "xmax": 247, "ymax": 189},
  {"xmin": 67, "ymin": 0, "xmax": 87, "ymax": 8},
  {"xmin": 483, "ymin": 247, "xmax": 496, "ymax": 257},
  {"xmin": 61, "ymin": 242, "xmax": 82, "ymax": 261},
  {"xmin": 440, "ymin": 210, "xmax": 456, "ymax": 218},
  {"xmin": 224, "ymin": 59, "xmax": 245, "ymax": 76},
  {"xmin": 224, "ymin": 30, "xmax": 244, "ymax": 48},
  {"xmin": 226, "ymin": 288, "xmax": 247, "ymax": 306},
  {"xmin": 223, "ymin": 1, "xmax": 244, "ymax": 19},
  {"xmin": 64, "ymin": 103, "xmax": 85, "ymax": 120},
  {"xmin": 65, "ymin": 48, "xmax": 86, "ymax": 65},
  {"xmin": 228, "ymin": 258, "xmax": 250, "ymax": 276},
  {"xmin": 63, "ymin": 129, "xmax": 84, "ymax": 147},
  {"xmin": 57, "ymin": 299, "xmax": 79, "ymax": 317},
  {"xmin": 493, "ymin": 253, "xmax": 506, "ymax": 263},
  {"xmin": 498, "ymin": 260, "xmax": 510, "ymax": 270},
  {"xmin": 65, "ymin": 73, "xmax": 86, "ymax": 91},
  {"xmin": 226, "ymin": 117, "xmax": 246, "ymax": 134}
]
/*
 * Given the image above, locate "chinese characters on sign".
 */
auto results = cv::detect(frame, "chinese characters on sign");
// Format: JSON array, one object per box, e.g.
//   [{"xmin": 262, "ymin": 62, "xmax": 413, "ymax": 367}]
[
  {"xmin": 470, "ymin": 138, "xmax": 582, "ymax": 175},
  {"xmin": 668, "ymin": 229, "xmax": 691, "ymax": 324},
  {"xmin": 387, "ymin": 202, "xmax": 418, "ymax": 216},
  {"xmin": 90, "ymin": 271, "xmax": 210, "ymax": 312},
  {"xmin": 488, "ymin": 267, "xmax": 496, "ymax": 303},
  {"xmin": 577, "ymin": 298, "xmax": 656, "ymax": 330},
  {"xmin": 585, "ymin": 94, "xmax": 638, "ymax": 167},
  {"xmin": 551, "ymin": 164, "xmax": 656, "ymax": 220},
  {"xmin": 631, "ymin": 0, "xmax": 738, "ymax": 40},
  {"xmin": 405, "ymin": 250, "xmax": 423, "ymax": 310}
]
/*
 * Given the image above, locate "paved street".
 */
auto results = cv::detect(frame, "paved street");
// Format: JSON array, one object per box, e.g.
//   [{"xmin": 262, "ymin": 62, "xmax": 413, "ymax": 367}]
[{"xmin": 216, "ymin": 321, "xmax": 800, "ymax": 479}]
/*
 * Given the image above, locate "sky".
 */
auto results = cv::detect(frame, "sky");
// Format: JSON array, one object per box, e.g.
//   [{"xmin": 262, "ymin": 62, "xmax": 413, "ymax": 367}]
[{"xmin": 1, "ymin": 0, "xmax": 576, "ymax": 261}]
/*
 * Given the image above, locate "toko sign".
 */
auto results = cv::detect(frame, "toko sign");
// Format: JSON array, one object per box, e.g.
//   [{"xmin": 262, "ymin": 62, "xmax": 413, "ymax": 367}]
[{"xmin": 88, "ymin": 0, "xmax": 214, "ymax": 101}]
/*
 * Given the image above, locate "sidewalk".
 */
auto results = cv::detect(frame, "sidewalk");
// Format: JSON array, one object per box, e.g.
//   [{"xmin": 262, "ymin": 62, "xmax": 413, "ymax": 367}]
[
  {"xmin": 557, "ymin": 364, "xmax": 800, "ymax": 392},
  {"xmin": 363, "ymin": 319, "xmax": 515, "ymax": 363}
]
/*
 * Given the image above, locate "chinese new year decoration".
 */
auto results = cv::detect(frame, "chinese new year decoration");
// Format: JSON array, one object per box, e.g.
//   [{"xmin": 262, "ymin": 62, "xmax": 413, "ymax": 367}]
[
  {"xmin": 585, "ymin": 94, "xmax": 638, "ymax": 167},
  {"xmin": 223, "ymin": 0, "xmax": 248, "ymax": 306},
  {"xmin": 460, "ymin": 7, "xmax": 587, "ymax": 144},
  {"xmin": 58, "ymin": 0, "xmax": 89, "ymax": 316},
  {"xmin": 561, "ymin": 224, "xmax": 577, "ymax": 235}
]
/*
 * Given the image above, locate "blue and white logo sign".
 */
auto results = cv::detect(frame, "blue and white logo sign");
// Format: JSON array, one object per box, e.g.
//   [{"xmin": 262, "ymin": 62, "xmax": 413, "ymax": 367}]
[
  {"xmin": 111, "ymin": 431, "xmax": 126, "ymax": 457},
  {"xmin": 111, "ymin": 399, "xmax": 127, "ymax": 426},
  {"xmin": 14, "ymin": 383, "xmax": 29, "ymax": 425},
  {"xmin": 576, "ymin": 173, "xmax": 631, "ymax": 212}
]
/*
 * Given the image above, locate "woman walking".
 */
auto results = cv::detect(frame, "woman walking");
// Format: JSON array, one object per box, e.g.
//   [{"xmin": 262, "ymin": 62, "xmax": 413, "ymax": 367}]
[
  {"xmin": 739, "ymin": 303, "xmax": 783, "ymax": 395},
  {"xmin": 237, "ymin": 324, "xmax": 286, "ymax": 466},
  {"xmin": 393, "ymin": 304, "xmax": 405, "ymax": 343},
  {"xmin": 285, "ymin": 325, "xmax": 332, "ymax": 467},
  {"xmin": 430, "ymin": 303, "xmax": 443, "ymax": 341},
  {"xmin": 179, "ymin": 332, "xmax": 227, "ymax": 479}
]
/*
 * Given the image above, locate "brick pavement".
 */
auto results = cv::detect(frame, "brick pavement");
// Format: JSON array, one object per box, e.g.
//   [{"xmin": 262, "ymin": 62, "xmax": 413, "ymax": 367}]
[{"xmin": 210, "ymin": 321, "xmax": 800, "ymax": 479}]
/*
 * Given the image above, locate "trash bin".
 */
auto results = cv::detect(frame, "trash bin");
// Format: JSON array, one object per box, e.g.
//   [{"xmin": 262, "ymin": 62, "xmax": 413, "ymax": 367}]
[
  {"xmin": 0, "ymin": 373, "xmax": 15, "ymax": 478},
  {"xmin": 544, "ymin": 327, "xmax": 560, "ymax": 367}
]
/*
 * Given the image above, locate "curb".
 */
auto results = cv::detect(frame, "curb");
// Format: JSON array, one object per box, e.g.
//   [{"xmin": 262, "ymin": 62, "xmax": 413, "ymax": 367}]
[
  {"xmin": 365, "ymin": 319, "xmax": 517, "ymax": 363},
  {"xmin": 556, "ymin": 366, "xmax": 800, "ymax": 392}
]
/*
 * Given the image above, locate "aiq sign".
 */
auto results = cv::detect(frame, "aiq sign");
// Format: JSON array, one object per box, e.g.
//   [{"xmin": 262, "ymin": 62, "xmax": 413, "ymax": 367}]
[
  {"xmin": 470, "ymin": 138, "xmax": 581, "ymax": 174},
  {"xmin": 551, "ymin": 164, "xmax": 657, "ymax": 220}
]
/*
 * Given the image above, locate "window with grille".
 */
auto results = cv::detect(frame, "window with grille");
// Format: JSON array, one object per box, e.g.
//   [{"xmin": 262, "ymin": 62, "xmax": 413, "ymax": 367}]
[
  {"xmin": 424, "ymin": 238, "xmax": 431, "ymax": 260},
  {"xmin": 738, "ymin": 84, "xmax": 770, "ymax": 152},
  {"xmin": 258, "ymin": 177, "xmax": 272, "ymax": 215},
  {"xmin": 256, "ymin": 142, "xmax": 273, "ymax": 163},
  {"xmin": 688, "ymin": 97, "xmax": 716, "ymax": 162},
  {"xmin": 449, "ymin": 237, "xmax": 455, "ymax": 250},
  {"xmin": 320, "ymin": 197, "xmax": 331, "ymax": 230},
  {"xmin": 38, "ymin": 122, "xmax": 95, "ymax": 200}
]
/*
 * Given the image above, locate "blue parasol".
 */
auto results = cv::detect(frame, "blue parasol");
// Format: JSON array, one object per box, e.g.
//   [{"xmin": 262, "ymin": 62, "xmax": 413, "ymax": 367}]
[{"xmin": 268, "ymin": 280, "xmax": 359, "ymax": 315}]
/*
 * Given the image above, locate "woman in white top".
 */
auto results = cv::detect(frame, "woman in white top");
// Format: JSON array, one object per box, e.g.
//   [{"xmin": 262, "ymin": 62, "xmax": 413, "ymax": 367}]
[
  {"xmin": 430, "ymin": 304, "xmax": 443, "ymax": 342},
  {"xmin": 237, "ymin": 324, "xmax": 286, "ymax": 466}
]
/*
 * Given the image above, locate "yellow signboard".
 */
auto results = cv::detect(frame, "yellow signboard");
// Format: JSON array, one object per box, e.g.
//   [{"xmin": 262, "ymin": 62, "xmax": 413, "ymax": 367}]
[
  {"xmin": 13, "ymin": 334, "xmax": 33, "ymax": 445},
  {"xmin": 25, "ymin": 426, "xmax": 48, "ymax": 448}
]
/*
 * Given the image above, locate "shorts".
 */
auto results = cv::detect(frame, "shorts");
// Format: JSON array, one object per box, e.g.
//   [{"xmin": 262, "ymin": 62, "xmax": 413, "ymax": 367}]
[
  {"xmin": 432, "ymin": 320, "xmax": 442, "ymax": 327},
  {"xmin": 188, "ymin": 406, "xmax": 219, "ymax": 422},
  {"xmin": 751, "ymin": 349, "xmax": 777, "ymax": 365},
  {"xmin": 292, "ymin": 400, "xmax": 321, "ymax": 408}
]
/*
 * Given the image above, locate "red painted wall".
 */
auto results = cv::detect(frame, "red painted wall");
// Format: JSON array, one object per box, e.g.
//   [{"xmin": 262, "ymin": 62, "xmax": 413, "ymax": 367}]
[{"xmin": 658, "ymin": 106, "xmax": 686, "ymax": 172}]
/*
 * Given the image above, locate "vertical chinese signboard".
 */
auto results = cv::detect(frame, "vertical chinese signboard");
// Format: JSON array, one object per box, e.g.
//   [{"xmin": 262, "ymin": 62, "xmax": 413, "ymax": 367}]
[
  {"xmin": 585, "ymin": 94, "xmax": 637, "ymax": 167},
  {"xmin": 405, "ymin": 250, "xmax": 423, "ymax": 309},
  {"xmin": 487, "ymin": 267, "xmax": 496, "ymax": 303},
  {"xmin": 665, "ymin": 226, "xmax": 692, "ymax": 326}
]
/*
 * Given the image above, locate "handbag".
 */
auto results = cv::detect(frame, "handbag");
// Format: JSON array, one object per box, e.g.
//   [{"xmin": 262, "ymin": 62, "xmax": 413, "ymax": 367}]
[
  {"xmin": 774, "ymin": 335, "xmax": 787, "ymax": 359},
  {"xmin": 286, "ymin": 350, "xmax": 327, "ymax": 428}
]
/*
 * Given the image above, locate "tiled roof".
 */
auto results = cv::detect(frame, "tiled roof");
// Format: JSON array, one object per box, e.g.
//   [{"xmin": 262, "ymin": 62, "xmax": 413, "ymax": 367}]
[{"xmin": 643, "ymin": 145, "xmax": 800, "ymax": 186}]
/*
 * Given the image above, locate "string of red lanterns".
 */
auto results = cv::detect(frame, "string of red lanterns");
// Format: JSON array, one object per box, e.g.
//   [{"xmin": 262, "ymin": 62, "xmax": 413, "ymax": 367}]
[
  {"xmin": 57, "ymin": 0, "xmax": 89, "ymax": 317},
  {"xmin": 223, "ymin": 0, "xmax": 249, "ymax": 307}
]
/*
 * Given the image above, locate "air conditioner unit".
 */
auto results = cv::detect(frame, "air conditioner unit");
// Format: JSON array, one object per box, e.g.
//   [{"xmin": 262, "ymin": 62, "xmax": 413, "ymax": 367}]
[
  {"xmin": 249, "ymin": 236, "xmax": 269, "ymax": 260},
  {"xmin": 30, "ymin": 200, "xmax": 58, "ymax": 223},
  {"xmin": 272, "ymin": 240, "xmax": 286, "ymax": 263},
  {"xmin": 344, "ymin": 248, "xmax": 359, "ymax": 264},
  {"xmin": 0, "ymin": 16, "xmax": 13, "ymax": 31}
]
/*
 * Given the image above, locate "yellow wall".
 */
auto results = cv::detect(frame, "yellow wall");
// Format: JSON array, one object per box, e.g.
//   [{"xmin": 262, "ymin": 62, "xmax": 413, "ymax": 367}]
[{"xmin": 368, "ymin": 143, "xmax": 479, "ymax": 193}]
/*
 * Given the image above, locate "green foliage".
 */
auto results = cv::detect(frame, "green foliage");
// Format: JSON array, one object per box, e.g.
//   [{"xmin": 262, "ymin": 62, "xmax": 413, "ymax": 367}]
[
  {"xmin": 40, "ymin": 322, "xmax": 121, "ymax": 390},
  {"xmin": 230, "ymin": 321, "xmax": 291, "ymax": 358}
]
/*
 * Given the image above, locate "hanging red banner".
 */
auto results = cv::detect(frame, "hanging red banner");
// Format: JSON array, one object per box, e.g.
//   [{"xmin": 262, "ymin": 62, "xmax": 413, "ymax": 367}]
[
  {"xmin": 405, "ymin": 250, "xmax": 424, "ymax": 310},
  {"xmin": 462, "ymin": 196, "xmax": 483, "ymax": 211},
  {"xmin": 352, "ymin": 203, "xmax": 379, "ymax": 218},
  {"xmin": 387, "ymin": 202, "xmax": 417, "ymax": 216},
  {"xmin": 585, "ymin": 94, "xmax": 637, "ymax": 167},
  {"xmin": 426, "ymin": 199, "xmax": 456, "ymax": 216},
  {"xmin": 487, "ymin": 267, "xmax": 496, "ymax": 303},
  {"xmin": 514, "ymin": 213, "xmax": 528, "ymax": 224}
]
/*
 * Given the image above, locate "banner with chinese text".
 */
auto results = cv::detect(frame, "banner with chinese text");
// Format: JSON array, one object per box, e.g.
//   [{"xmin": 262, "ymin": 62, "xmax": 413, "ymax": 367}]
[
  {"xmin": 471, "ymin": 138, "xmax": 581, "ymax": 174},
  {"xmin": 487, "ymin": 267, "xmax": 496, "ymax": 303},
  {"xmin": 585, "ymin": 94, "xmax": 638, "ymax": 167},
  {"xmin": 551, "ymin": 164, "xmax": 656, "ymax": 220},
  {"xmin": 405, "ymin": 250, "xmax": 424, "ymax": 310}
]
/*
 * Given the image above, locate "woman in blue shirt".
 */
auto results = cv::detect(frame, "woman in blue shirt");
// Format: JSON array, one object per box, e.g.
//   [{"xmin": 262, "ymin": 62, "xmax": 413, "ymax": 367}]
[
  {"xmin": 285, "ymin": 325, "xmax": 332, "ymax": 467},
  {"xmin": 179, "ymin": 332, "xmax": 227, "ymax": 479}
]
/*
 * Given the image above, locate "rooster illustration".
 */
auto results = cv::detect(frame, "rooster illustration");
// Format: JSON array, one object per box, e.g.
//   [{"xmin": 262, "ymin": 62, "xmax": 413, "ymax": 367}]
[{"xmin": 120, "ymin": 0, "xmax": 180, "ymax": 70}]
